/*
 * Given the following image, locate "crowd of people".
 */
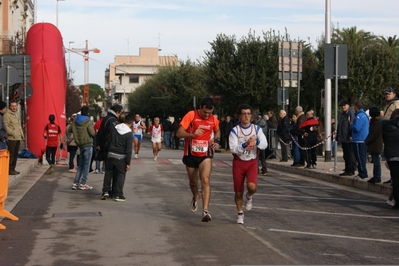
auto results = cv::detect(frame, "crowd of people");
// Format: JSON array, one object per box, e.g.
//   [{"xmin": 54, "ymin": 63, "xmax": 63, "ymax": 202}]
[{"xmin": 2, "ymin": 86, "xmax": 399, "ymax": 224}]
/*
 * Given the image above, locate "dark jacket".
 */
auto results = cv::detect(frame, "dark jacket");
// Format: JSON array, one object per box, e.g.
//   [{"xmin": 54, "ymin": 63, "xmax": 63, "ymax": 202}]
[
  {"xmin": 224, "ymin": 120, "xmax": 233, "ymax": 136},
  {"xmin": 0, "ymin": 113, "xmax": 7, "ymax": 143},
  {"xmin": 277, "ymin": 115, "xmax": 290, "ymax": 142},
  {"xmin": 336, "ymin": 108, "xmax": 354, "ymax": 144},
  {"xmin": 381, "ymin": 116, "xmax": 399, "ymax": 159},
  {"xmin": 68, "ymin": 115, "xmax": 95, "ymax": 148},
  {"xmin": 108, "ymin": 123, "xmax": 133, "ymax": 165},
  {"xmin": 295, "ymin": 112, "xmax": 306, "ymax": 136},
  {"xmin": 162, "ymin": 120, "xmax": 172, "ymax": 132},
  {"xmin": 255, "ymin": 118, "xmax": 268, "ymax": 138},
  {"xmin": 364, "ymin": 116, "xmax": 383, "ymax": 154},
  {"xmin": 96, "ymin": 110, "xmax": 118, "ymax": 152},
  {"xmin": 299, "ymin": 117, "xmax": 319, "ymax": 140}
]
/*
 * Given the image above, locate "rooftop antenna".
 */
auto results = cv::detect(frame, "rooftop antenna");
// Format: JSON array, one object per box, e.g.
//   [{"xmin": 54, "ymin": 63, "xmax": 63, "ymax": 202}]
[{"xmin": 158, "ymin": 33, "xmax": 162, "ymax": 51}]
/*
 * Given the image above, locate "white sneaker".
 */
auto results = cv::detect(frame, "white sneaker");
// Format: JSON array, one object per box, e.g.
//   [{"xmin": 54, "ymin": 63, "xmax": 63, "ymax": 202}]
[
  {"xmin": 154, "ymin": 156, "xmax": 157, "ymax": 161},
  {"xmin": 134, "ymin": 154, "xmax": 138, "ymax": 159},
  {"xmin": 95, "ymin": 169, "xmax": 100, "ymax": 174},
  {"xmin": 387, "ymin": 199, "xmax": 396, "ymax": 207},
  {"xmin": 79, "ymin": 184, "xmax": 93, "ymax": 190},
  {"xmin": 190, "ymin": 197, "xmax": 198, "ymax": 212},
  {"xmin": 236, "ymin": 213, "xmax": 244, "ymax": 224},
  {"xmin": 244, "ymin": 193, "xmax": 253, "ymax": 211},
  {"xmin": 71, "ymin": 183, "xmax": 78, "ymax": 190}
]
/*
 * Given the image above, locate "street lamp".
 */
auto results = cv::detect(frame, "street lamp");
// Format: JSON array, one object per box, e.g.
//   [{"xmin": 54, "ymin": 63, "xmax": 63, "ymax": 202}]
[
  {"xmin": 68, "ymin": 41, "xmax": 74, "ymax": 80},
  {"xmin": 56, "ymin": 0, "xmax": 65, "ymax": 27}
]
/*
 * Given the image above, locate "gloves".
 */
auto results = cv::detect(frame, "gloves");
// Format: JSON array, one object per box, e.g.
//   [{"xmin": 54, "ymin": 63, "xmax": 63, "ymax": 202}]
[{"xmin": 60, "ymin": 143, "xmax": 64, "ymax": 150}]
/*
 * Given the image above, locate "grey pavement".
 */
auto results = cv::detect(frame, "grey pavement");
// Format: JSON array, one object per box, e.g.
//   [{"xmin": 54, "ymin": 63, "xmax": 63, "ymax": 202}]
[
  {"xmin": 2, "ymin": 146, "xmax": 393, "ymax": 224},
  {"xmin": 0, "ymin": 143, "xmax": 396, "ymax": 265}
]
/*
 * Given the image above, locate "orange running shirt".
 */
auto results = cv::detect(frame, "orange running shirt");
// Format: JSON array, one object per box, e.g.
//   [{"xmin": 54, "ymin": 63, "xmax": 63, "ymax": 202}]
[{"xmin": 180, "ymin": 110, "xmax": 219, "ymax": 157}]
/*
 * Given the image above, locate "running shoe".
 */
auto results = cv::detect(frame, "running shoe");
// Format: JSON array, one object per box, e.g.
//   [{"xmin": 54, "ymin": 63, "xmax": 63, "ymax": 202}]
[
  {"xmin": 79, "ymin": 184, "xmax": 93, "ymax": 190},
  {"xmin": 134, "ymin": 154, "xmax": 138, "ymax": 159},
  {"xmin": 154, "ymin": 156, "xmax": 157, "ymax": 161},
  {"xmin": 201, "ymin": 210, "xmax": 212, "ymax": 222},
  {"xmin": 190, "ymin": 197, "xmax": 198, "ymax": 212},
  {"xmin": 71, "ymin": 183, "xmax": 78, "ymax": 190},
  {"xmin": 387, "ymin": 199, "xmax": 396, "ymax": 207},
  {"xmin": 68, "ymin": 169, "xmax": 77, "ymax": 173},
  {"xmin": 101, "ymin": 192, "xmax": 109, "ymax": 200},
  {"xmin": 49, "ymin": 165, "xmax": 54, "ymax": 174},
  {"xmin": 244, "ymin": 193, "xmax": 253, "ymax": 211},
  {"xmin": 236, "ymin": 213, "xmax": 244, "ymax": 224},
  {"xmin": 95, "ymin": 169, "xmax": 100, "ymax": 174},
  {"xmin": 115, "ymin": 196, "xmax": 126, "ymax": 202}
]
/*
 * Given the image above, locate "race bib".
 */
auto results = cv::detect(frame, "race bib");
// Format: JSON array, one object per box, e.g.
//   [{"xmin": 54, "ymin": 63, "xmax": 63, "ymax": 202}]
[{"xmin": 191, "ymin": 139, "xmax": 208, "ymax": 156}]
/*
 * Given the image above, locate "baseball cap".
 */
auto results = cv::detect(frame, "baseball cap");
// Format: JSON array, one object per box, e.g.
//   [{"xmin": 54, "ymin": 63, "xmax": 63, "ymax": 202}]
[
  {"xmin": 384, "ymin": 87, "xmax": 395, "ymax": 94},
  {"xmin": 340, "ymin": 100, "xmax": 350, "ymax": 106}
]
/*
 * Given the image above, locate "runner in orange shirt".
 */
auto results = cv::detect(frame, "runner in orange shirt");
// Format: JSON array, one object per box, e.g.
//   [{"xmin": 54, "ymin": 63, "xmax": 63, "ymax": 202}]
[{"xmin": 176, "ymin": 98, "xmax": 220, "ymax": 222}]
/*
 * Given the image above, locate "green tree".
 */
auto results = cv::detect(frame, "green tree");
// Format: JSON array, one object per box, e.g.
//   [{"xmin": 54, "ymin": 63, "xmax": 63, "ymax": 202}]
[{"xmin": 78, "ymin": 83, "xmax": 105, "ymax": 120}]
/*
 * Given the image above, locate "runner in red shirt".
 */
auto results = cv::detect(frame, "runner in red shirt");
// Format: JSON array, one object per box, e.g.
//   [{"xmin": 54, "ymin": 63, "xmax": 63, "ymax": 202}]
[
  {"xmin": 43, "ymin": 114, "xmax": 63, "ymax": 173},
  {"xmin": 176, "ymin": 98, "xmax": 220, "ymax": 222}
]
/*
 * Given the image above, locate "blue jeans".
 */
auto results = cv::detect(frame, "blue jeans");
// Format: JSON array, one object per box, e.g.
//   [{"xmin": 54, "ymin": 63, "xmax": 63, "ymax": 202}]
[
  {"xmin": 73, "ymin": 146, "xmax": 93, "ymax": 185},
  {"xmin": 164, "ymin": 131, "xmax": 171, "ymax": 148},
  {"xmin": 352, "ymin": 142, "xmax": 368, "ymax": 178},
  {"xmin": 96, "ymin": 160, "xmax": 105, "ymax": 172},
  {"xmin": 291, "ymin": 139, "xmax": 300, "ymax": 164},
  {"xmin": 331, "ymin": 141, "xmax": 336, "ymax": 157},
  {"xmin": 370, "ymin": 153, "xmax": 381, "ymax": 179},
  {"xmin": 0, "ymin": 141, "xmax": 6, "ymax": 150}
]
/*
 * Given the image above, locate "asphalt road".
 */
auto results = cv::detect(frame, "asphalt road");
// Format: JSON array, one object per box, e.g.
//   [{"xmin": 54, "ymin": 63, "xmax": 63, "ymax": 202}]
[{"xmin": 1, "ymin": 137, "xmax": 398, "ymax": 265}]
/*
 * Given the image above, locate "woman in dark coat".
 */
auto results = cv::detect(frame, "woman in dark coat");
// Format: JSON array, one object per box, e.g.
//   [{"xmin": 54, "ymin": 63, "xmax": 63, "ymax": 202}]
[
  {"xmin": 381, "ymin": 109, "xmax": 399, "ymax": 208},
  {"xmin": 364, "ymin": 107, "xmax": 383, "ymax": 183}
]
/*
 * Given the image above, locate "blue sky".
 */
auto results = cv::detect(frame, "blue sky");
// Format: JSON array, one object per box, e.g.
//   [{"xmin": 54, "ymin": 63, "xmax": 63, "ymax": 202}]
[{"xmin": 36, "ymin": 0, "xmax": 399, "ymax": 87}]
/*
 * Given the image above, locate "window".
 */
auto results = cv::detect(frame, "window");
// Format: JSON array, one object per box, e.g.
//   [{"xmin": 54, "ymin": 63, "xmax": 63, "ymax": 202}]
[{"xmin": 129, "ymin": 75, "xmax": 139, "ymax": 83}]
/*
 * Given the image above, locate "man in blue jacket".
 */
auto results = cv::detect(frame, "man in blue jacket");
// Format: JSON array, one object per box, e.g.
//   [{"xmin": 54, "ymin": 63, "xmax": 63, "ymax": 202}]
[{"xmin": 351, "ymin": 100, "xmax": 369, "ymax": 179}]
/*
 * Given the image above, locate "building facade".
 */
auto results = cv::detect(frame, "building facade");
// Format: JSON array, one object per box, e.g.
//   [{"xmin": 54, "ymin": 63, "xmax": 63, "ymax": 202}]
[
  {"xmin": 105, "ymin": 47, "xmax": 178, "ymax": 110},
  {"xmin": 0, "ymin": 0, "xmax": 34, "ymax": 54}
]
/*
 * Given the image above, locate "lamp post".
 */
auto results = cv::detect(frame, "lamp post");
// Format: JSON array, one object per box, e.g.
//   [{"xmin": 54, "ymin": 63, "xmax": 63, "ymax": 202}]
[
  {"xmin": 68, "ymin": 41, "xmax": 74, "ymax": 80},
  {"xmin": 56, "ymin": 0, "xmax": 65, "ymax": 27}
]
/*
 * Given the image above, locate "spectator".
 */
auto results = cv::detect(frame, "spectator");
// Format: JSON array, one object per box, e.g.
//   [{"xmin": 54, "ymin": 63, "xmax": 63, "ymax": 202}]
[
  {"xmin": 267, "ymin": 110, "xmax": 278, "ymax": 129},
  {"xmin": 295, "ymin": 106, "xmax": 306, "ymax": 166},
  {"xmin": 93, "ymin": 110, "xmax": 107, "ymax": 174},
  {"xmin": 276, "ymin": 110, "xmax": 290, "ymax": 162},
  {"xmin": 3, "ymin": 101, "xmax": 24, "ymax": 175},
  {"xmin": 381, "ymin": 109, "xmax": 399, "ymax": 208},
  {"xmin": 289, "ymin": 114, "xmax": 300, "ymax": 166},
  {"xmin": 0, "ymin": 101, "xmax": 7, "ymax": 150},
  {"xmin": 223, "ymin": 116, "xmax": 233, "ymax": 150},
  {"xmin": 365, "ymin": 107, "xmax": 383, "ymax": 183},
  {"xmin": 66, "ymin": 114, "xmax": 78, "ymax": 173},
  {"xmin": 299, "ymin": 111, "xmax": 319, "ymax": 169},
  {"xmin": 69, "ymin": 106, "xmax": 95, "ymax": 190},
  {"xmin": 255, "ymin": 112, "xmax": 268, "ymax": 175},
  {"xmin": 172, "ymin": 118, "xmax": 181, "ymax": 149},
  {"xmin": 219, "ymin": 116, "xmax": 226, "ymax": 149},
  {"xmin": 101, "ymin": 113, "xmax": 134, "ymax": 202},
  {"xmin": 161, "ymin": 117, "xmax": 172, "ymax": 149},
  {"xmin": 331, "ymin": 118, "xmax": 336, "ymax": 157},
  {"xmin": 351, "ymin": 100, "xmax": 369, "ymax": 179},
  {"xmin": 337, "ymin": 101, "xmax": 356, "ymax": 176}
]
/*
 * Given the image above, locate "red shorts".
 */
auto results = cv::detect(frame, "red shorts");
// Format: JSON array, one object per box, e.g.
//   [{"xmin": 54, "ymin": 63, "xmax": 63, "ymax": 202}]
[{"xmin": 232, "ymin": 155, "xmax": 258, "ymax": 192}]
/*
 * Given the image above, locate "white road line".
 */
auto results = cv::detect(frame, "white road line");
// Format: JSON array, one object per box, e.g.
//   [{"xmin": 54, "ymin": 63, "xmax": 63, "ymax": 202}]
[
  {"xmin": 269, "ymin": 228, "xmax": 399, "ymax": 244},
  {"xmin": 211, "ymin": 190, "xmax": 384, "ymax": 204},
  {"xmin": 211, "ymin": 203, "xmax": 399, "ymax": 219}
]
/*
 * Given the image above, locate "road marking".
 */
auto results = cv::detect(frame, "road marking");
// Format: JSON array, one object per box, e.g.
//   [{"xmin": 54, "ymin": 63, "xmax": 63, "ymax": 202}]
[
  {"xmin": 269, "ymin": 228, "xmax": 399, "ymax": 244},
  {"xmin": 211, "ymin": 202, "xmax": 399, "ymax": 220}
]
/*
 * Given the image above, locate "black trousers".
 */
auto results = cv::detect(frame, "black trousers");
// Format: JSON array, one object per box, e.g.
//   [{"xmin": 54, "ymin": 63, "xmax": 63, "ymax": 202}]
[
  {"xmin": 103, "ymin": 157, "xmax": 126, "ymax": 197},
  {"xmin": 342, "ymin": 143, "xmax": 355, "ymax": 173},
  {"xmin": 7, "ymin": 140, "xmax": 20, "ymax": 171},
  {"xmin": 46, "ymin": 146, "xmax": 57, "ymax": 165}
]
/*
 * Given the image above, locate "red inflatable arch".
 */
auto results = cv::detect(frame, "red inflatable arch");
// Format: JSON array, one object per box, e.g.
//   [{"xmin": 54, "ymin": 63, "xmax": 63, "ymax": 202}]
[{"xmin": 25, "ymin": 23, "xmax": 67, "ymax": 159}]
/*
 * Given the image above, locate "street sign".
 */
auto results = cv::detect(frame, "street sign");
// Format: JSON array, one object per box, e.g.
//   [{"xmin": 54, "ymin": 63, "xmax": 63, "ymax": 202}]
[
  {"xmin": 209, "ymin": 94, "xmax": 221, "ymax": 103},
  {"xmin": 0, "ymin": 55, "xmax": 31, "ymax": 83},
  {"xmin": 0, "ymin": 65, "xmax": 19, "ymax": 85},
  {"xmin": 324, "ymin": 44, "xmax": 348, "ymax": 79}
]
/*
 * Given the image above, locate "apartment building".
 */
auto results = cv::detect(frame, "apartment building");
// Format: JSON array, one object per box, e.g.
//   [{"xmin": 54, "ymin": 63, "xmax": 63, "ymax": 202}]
[
  {"xmin": 0, "ymin": 0, "xmax": 34, "ymax": 54},
  {"xmin": 105, "ymin": 47, "xmax": 178, "ymax": 110}
]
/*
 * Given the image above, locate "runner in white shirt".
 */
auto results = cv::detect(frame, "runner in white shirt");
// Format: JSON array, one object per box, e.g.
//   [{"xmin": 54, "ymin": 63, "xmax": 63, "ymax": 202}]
[
  {"xmin": 132, "ymin": 114, "xmax": 146, "ymax": 158},
  {"xmin": 229, "ymin": 103, "xmax": 268, "ymax": 224},
  {"xmin": 147, "ymin": 117, "xmax": 164, "ymax": 161}
]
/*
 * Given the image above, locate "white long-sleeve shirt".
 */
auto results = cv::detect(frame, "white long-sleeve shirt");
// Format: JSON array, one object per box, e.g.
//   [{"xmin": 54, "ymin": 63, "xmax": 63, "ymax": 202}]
[{"xmin": 229, "ymin": 123, "xmax": 268, "ymax": 161}]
